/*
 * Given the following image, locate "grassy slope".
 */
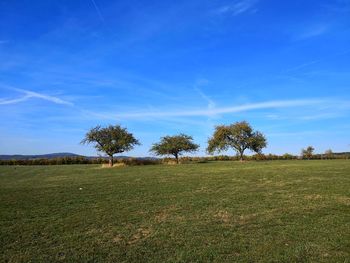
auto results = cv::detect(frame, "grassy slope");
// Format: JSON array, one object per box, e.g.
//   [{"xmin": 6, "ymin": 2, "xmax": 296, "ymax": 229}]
[{"xmin": 0, "ymin": 161, "xmax": 349, "ymax": 262}]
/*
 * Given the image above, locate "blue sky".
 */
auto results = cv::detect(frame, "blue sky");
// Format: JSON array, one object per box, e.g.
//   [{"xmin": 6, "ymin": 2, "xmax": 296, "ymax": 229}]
[{"xmin": 0, "ymin": 0, "xmax": 349, "ymax": 156}]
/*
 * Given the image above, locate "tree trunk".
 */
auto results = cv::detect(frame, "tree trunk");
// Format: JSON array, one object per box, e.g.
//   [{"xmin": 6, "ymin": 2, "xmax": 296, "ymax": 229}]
[
  {"xmin": 239, "ymin": 151, "xmax": 244, "ymax": 162},
  {"xmin": 109, "ymin": 155, "xmax": 114, "ymax": 167},
  {"xmin": 174, "ymin": 153, "xmax": 179, "ymax": 164}
]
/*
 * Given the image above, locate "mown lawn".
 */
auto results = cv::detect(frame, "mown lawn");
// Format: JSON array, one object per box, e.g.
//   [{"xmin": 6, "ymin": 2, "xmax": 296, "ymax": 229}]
[{"xmin": 0, "ymin": 160, "xmax": 349, "ymax": 262}]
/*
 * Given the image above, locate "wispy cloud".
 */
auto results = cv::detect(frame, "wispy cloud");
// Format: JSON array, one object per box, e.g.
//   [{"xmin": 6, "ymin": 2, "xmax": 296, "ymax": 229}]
[
  {"xmin": 267, "ymin": 130, "xmax": 327, "ymax": 137},
  {"xmin": 298, "ymin": 113, "xmax": 345, "ymax": 121},
  {"xmin": 215, "ymin": 0, "xmax": 258, "ymax": 16},
  {"xmin": 194, "ymin": 79, "xmax": 216, "ymax": 109},
  {"xmin": 284, "ymin": 49, "xmax": 350, "ymax": 73},
  {"xmin": 265, "ymin": 112, "xmax": 346, "ymax": 122},
  {"xmin": 0, "ymin": 88, "xmax": 73, "ymax": 106},
  {"xmin": 90, "ymin": 0, "xmax": 105, "ymax": 23},
  {"xmin": 91, "ymin": 99, "xmax": 325, "ymax": 120},
  {"xmin": 267, "ymin": 129, "xmax": 349, "ymax": 138},
  {"xmin": 0, "ymin": 96, "xmax": 30, "ymax": 105},
  {"xmin": 295, "ymin": 24, "xmax": 330, "ymax": 40},
  {"xmin": 284, "ymin": 59, "xmax": 324, "ymax": 73}
]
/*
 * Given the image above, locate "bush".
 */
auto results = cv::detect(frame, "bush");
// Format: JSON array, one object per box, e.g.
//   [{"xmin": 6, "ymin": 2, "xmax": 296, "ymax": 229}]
[{"xmin": 117, "ymin": 158, "xmax": 160, "ymax": 166}]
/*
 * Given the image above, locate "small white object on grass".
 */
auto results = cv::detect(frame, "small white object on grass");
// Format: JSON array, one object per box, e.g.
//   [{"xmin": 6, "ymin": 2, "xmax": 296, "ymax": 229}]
[{"xmin": 79, "ymin": 187, "xmax": 83, "ymax": 190}]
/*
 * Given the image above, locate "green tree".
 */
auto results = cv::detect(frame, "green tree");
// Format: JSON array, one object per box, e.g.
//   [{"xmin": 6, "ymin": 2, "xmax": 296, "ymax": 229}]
[
  {"xmin": 207, "ymin": 121, "xmax": 267, "ymax": 161},
  {"xmin": 150, "ymin": 134, "xmax": 199, "ymax": 164},
  {"xmin": 301, "ymin": 146, "xmax": 315, "ymax": 160},
  {"xmin": 81, "ymin": 125, "xmax": 140, "ymax": 167},
  {"xmin": 282, "ymin": 153, "xmax": 295, "ymax": 160}
]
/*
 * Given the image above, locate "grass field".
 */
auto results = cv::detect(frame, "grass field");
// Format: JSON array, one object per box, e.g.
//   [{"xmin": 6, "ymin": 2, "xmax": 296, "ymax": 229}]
[{"xmin": 1, "ymin": 160, "xmax": 349, "ymax": 262}]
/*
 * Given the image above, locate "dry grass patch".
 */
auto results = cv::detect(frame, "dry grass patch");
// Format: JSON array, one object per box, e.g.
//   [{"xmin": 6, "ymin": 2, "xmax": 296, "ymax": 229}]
[
  {"xmin": 100, "ymin": 163, "xmax": 126, "ymax": 168},
  {"xmin": 336, "ymin": 196, "xmax": 350, "ymax": 205},
  {"xmin": 154, "ymin": 205, "xmax": 178, "ymax": 223},
  {"xmin": 127, "ymin": 228, "xmax": 152, "ymax": 245},
  {"xmin": 304, "ymin": 194, "xmax": 323, "ymax": 200},
  {"xmin": 112, "ymin": 234, "xmax": 123, "ymax": 244},
  {"xmin": 235, "ymin": 213, "xmax": 259, "ymax": 225},
  {"xmin": 214, "ymin": 210, "xmax": 231, "ymax": 224}
]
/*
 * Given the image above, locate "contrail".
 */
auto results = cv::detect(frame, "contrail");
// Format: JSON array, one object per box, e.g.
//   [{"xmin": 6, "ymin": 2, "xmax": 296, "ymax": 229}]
[
  {"xmin": 0, "ymin": 86, "xmax": 73, "ymax": 106},
  {"xmin": 285, "ymin": 49, "xmax": 350, "ymax": 73},
  {"xmin": 90, "ymin": 0, "xmax": 105, "ymax": 22}
]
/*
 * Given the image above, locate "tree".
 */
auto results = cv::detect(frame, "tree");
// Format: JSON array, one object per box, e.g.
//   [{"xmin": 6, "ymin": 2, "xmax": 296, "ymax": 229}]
[
  {"xmin": 81, "ymin": 125, "xmax": 140, "ymax": 167},
  {"xmin": 282, "ymin": 153, "xmax": 296, "ymax": 160},
  {"xmin": 301, "ymin": 146, "xmax": 314, "ymax": 160},
  {"xmin": 207, "ymin": 121, "xmax": 267, "ymax": 161},
  {"xmin": 150, "ymin": 134, "xmax": 199, "ymax": 164},
  {"xmin": 324, "ymin": 149, "xmax": 333, "ymax": 159}
]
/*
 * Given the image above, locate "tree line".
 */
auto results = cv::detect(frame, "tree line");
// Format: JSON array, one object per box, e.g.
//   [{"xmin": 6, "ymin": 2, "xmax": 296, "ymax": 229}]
[
  {"xmin": 1, "ymin": 121, "xmax": 347, "ymax": 166},
  {"xmin": 80, "ymin": 121, "xmax": 348, "ymax": 167},
  {"xmin": 81, "ymin": 121, "xmax": 267, "ymax": 166},
  {"xmin": 0, "ymin": 157, "xmax": 160, "ymax": 166},
  {"xmin": 1, "ymin": 151, "xmax": 349, "ymax": 166}
]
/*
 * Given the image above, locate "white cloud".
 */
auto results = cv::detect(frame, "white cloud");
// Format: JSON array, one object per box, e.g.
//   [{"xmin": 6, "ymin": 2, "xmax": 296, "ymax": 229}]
[
  {"xmin": 0, "ymin": 88, "xmax": 73, "ymax": 106},
  {"xmin": 94, "ymin": 99, "xmax": 326, "ymax": 120},
  {"xmin": 90, "ymin": 0, "xmax": 105, "ymax": 23},
  {"xmin": 284, "ymin": 49, "xmax": 350, "ymax": 73},
  {"xmin": 215, "ymin": 0, "xmax": 258, "ymax": 16},
  {"xmin": 0, "ymin": 96, "xmax": 30, "ymax": 105},
  {"xmin": 295, "ymin": 24, "xmax": 330, "ymax": 40},
  {"xmin": 194, "ymin": 79, "xmax": 216, "ymax": 109},
  {"xmin": 298, "ymin": 113, "xmax": 343, "ymax": 121}
]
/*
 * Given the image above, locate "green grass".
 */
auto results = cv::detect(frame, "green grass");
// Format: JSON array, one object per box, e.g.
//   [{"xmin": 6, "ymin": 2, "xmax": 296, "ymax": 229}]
[{"xmin": 1, "ymin": 160, "xmax": 349, "ymax": 262}]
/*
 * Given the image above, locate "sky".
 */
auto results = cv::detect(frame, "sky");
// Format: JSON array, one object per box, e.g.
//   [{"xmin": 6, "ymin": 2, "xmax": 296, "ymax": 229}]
[{"xmin": 0, "ymin": 0, "xmax": 349, "ymax": 157}]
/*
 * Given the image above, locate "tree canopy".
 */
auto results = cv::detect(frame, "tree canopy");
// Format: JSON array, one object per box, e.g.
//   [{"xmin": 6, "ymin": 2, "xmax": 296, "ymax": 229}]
[
  {"xmin": 301, "ymin": 146, "xmax": 315, "ymax": 160},
  {"xmin": 207, "ymin": 121, "xmax": 267, "ymax": 161},
  {"xmin": 150, "ymin": 134, "xmax": 199, "ymax": 163},
  {"xmin": 81, "ymin": 124, "xmax": 140, "ymax": 166}
]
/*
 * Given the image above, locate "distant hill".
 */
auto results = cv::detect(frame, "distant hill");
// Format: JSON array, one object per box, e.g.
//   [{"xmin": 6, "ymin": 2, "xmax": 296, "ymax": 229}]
[
  {"xmin": 0, "ymin": 153, "xmax": 157, "ymax": 161},
  {"xmin": 0, "ymin": 153, "xmax": 81, "ymax": 160}
]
